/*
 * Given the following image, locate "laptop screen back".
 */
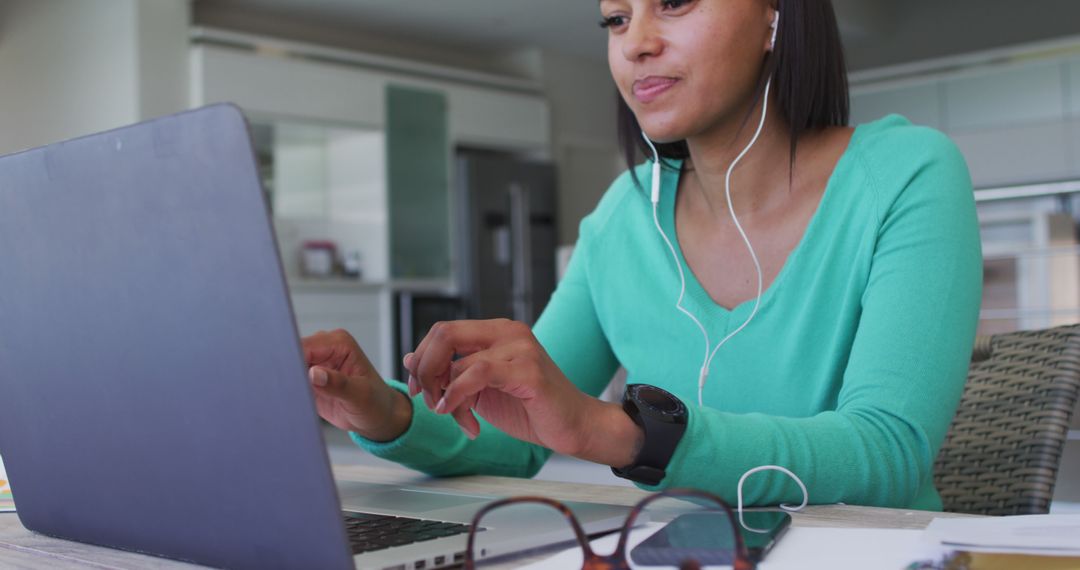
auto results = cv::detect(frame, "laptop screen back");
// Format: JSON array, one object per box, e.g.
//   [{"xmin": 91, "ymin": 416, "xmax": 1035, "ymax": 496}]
[{"xmin": 0, "ymin": 104, "xmax": 353, "ymax": 569}]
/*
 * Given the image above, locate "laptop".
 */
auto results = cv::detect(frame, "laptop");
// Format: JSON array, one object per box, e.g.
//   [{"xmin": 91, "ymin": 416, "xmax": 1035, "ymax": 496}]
[{"xmin": 0, "ymin": 104, "xmax": 630, "ymax": 569}]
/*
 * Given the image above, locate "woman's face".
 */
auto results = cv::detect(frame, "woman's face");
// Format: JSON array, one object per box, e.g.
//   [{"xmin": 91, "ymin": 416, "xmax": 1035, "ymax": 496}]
[{"xmin": 601, "ymin": 0, "xmax": 775, "ymax": 144}]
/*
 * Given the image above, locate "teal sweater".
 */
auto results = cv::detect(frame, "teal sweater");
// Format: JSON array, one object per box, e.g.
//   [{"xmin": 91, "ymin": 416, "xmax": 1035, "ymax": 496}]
[{"xmin": 352, "ymin": 115, "xmax": 983, "ymax": 510}]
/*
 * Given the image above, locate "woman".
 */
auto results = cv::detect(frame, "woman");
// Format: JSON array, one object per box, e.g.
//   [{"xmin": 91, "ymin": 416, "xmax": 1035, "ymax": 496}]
[{"xmin": 304, "ymin": 0, "xmax": 982, "ymax": 510}]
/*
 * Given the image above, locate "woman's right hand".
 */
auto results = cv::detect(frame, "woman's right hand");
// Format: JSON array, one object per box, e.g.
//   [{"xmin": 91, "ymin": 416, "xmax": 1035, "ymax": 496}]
[{"xmin": 302, "ymin": 329, "xmax": 412, "ymax": 442}]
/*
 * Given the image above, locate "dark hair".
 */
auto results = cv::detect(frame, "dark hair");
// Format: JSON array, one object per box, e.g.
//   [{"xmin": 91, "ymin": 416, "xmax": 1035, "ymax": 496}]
[{"xmin": 617, "ymin": 0, "xmax": 850, "ymax": 180}]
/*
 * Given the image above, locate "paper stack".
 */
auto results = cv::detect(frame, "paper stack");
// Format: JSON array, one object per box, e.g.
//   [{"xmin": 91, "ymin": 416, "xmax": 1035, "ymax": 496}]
[{"xmin": 915, "ymin": 515, "xmax": 1080, "ymax": 569}]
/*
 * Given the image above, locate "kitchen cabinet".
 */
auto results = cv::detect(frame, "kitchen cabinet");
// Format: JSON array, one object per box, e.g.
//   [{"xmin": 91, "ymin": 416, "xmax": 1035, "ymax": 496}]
[
  {"xmin": 943, "ymin": 61, "xmax": 1064, "ymax": 131},
  {"xmin": 850, "ymin": 53, "xmax": 1080, "ymax": 188},
  {"xmin": 189, "ymin": 35, "xmax": 552, "ymax": 380},
  {"xmin": 850, "ymin": 81, "xmax": 942, "ymax": 129},
  {"xmin": 190, "ymin": 43, "xmax": 549, "ymax": 149},
  {"xmin": 386, "ymin": 85, "xmax": 450, "ymax": 280},
  {"xmin": 289, "ymin": 283, "xmax": 392, "ymax": 379},
  {"xmin": 1069, "ymin": 57, "xmax": 1080, "ymax": 117},
  {"xmin": 952, "ymin": 122, "xmax": 1074, "ymax": 188}
]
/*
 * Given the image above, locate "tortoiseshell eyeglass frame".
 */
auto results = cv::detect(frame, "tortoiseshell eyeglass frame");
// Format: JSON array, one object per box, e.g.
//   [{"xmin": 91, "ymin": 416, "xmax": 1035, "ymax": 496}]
[{"xmin": 464, "ymin": 488, "xmax": 756, "ymax": 570}]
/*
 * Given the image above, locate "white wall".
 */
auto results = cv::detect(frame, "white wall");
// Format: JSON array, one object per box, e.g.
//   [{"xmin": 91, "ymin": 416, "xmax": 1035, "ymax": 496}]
[
  {"xmin": 136, "ymin": 0, "xmax": 192, "ymax": 121},
  {"xmin": 0, "ymin": 0, "xmax": 190, "ymax": 156},
  {"xmin": 0, "ymin": 0, "xmax": 137, "ymax": 155},
  {"xmin": 851, "ymin": 52, "xmax": 1080, "ymax": 188}
]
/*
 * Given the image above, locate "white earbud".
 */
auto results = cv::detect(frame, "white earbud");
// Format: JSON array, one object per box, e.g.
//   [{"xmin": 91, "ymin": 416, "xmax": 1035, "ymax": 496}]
[
  {"xmin": 642, "ymin": 134, "xmax": 662, "ymax": 205},
  {"xmin": 769, "ymin": 11, "xmax": 780, "ymax": 51}
]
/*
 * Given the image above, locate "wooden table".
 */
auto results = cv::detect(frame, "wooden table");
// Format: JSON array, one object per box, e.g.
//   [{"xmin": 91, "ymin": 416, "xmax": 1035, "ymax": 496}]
[{"xmin": 0, "ymin": 465, "xmax": 976, "ymax": 569}]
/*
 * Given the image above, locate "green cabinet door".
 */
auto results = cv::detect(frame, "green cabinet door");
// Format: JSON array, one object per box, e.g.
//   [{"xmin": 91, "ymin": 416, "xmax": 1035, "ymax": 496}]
[{"xmin": 387, "ymin": 85, "xmax": 450, "ymax": 279}]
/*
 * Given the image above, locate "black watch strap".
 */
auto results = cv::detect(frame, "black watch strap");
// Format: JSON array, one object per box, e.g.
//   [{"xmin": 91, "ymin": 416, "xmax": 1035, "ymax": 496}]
[{"xmin": 611, "ymin": 384, "xmax": 688, "ymax": 486}]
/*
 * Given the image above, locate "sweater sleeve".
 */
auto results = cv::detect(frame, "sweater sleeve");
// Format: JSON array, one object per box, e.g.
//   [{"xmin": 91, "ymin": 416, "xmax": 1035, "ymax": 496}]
[
  {"xmin": 349, "ymin": 208, "xmax": 621, "ymax": 477},
  {"xmin": 639, "ymin": 131, "xmax": 983, "ymax": 509}
]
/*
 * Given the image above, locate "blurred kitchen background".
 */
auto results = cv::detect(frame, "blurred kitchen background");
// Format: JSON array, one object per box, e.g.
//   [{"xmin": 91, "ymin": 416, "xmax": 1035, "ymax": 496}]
[{"xmin": 1, "ymin": 0, "xmax": 1078, "ymax": 509}]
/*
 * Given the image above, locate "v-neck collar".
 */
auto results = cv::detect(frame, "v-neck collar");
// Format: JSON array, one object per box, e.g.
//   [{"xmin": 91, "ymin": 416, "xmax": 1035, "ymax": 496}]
[{"xmin": 655, "ymin": 123, "xmax": 865, "ymax": 321}]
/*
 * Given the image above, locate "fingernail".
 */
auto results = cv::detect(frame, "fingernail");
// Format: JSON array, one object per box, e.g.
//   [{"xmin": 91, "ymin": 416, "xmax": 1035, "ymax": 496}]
[
  {"xmin": 434, "ymin": 398, "xmax": 447, "ymax": 414},
  {"xmin": 311, "ymin": 368, "xmax": 328, "ymax": 387},
  {"xmin": 403, "ymin": 353, "xmax": 414, "ymax": 369},
  {"xmin": 423, "ymin": 391, "xmax": 434, "ymax": 409},
  {"xmin": 408, "ymin": 375, "xmax": 418, "ymax": 396},
  {"xmin": 464, "ymin": 425, "xmax": 478, "ymax": 440}
]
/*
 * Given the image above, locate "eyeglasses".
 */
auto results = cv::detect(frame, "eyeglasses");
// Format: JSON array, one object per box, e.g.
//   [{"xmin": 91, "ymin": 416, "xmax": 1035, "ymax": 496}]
[{"xmin": 465, "ymin": 488, "xmax": 756, "ymax": 570}]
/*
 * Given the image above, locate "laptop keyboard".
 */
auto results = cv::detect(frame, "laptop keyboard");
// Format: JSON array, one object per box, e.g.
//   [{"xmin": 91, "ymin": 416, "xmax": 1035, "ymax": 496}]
[{"xmin": 343, "ymin": 511, "xmax": 471, "ymax": 555}]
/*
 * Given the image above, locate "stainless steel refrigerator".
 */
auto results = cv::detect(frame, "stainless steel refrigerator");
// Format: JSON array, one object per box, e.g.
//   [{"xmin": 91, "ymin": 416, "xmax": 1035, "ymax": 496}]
[
  {"xmin": 455, "ymin": 150, "xmax": 557, "ymax": 326},
  {"xmin": 393, "ymin": 151, "xmax": 557, "ymax": 380}
]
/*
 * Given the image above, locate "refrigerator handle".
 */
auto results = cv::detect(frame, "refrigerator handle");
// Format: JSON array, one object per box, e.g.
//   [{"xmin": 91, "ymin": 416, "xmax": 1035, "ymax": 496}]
[
  {"xmin": 396, "ymin": 292, "xmax": 414, "ymax": 381},
  {"xmin": 509, "ymin": 183, "xmax": 534, "ymax": 325}
]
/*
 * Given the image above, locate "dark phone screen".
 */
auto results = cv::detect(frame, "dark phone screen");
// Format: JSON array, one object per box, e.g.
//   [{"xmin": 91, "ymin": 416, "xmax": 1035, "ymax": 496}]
[{"xmin": 629, "ymin": 510, "xmax": 791, "ymax": 566}]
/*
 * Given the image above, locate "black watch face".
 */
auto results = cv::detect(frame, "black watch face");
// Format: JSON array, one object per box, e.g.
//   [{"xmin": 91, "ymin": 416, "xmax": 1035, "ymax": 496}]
[{"xmin": 636, "ymin": 386, "xmax": 681, "ymax": 414}]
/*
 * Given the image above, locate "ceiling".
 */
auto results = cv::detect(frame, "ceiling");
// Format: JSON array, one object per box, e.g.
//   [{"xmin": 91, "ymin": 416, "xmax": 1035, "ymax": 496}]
[{"xmin": 192, "ymin": 0, "xmax": 899, "ymax": 64}]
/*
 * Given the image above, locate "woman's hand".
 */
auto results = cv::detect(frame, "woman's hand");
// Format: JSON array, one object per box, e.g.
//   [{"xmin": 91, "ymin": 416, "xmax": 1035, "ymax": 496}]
[
  {"xmin": 404, "ymin": 319, "xmax": 643, "ymax": 467},
  {"xmin": 302, "ymin": 329, "xmax": 411, "ymax": 442}
]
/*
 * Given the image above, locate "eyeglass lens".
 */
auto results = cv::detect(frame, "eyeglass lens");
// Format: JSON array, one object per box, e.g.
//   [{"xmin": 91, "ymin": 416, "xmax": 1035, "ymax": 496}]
[
  {"xmin": 469, "ymin": 493, "xmax": 745, "ymax": 569},
  {"xmin": 470, "ymin": 499, "xmax": 587, "ymax": 568},
  {"xmin": 626, "ymin": 494, "xmax": 740, "ymax": 567}
]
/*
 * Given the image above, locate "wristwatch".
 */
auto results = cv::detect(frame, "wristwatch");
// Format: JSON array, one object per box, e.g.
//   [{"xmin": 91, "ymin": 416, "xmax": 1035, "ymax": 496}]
[{"xmin": 611, "ymin": 384, "xmax": 689, "ymax": 486}]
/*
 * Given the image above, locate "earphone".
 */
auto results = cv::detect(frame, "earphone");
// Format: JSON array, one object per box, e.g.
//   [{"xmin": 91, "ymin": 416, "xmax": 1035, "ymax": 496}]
[
  {"xmin": 643, "ymin": 10, "xmax": 810, "ymax": 514},
  {"xmin": 769, "ymin": 9, "xmax": 779, "ymax": 51},
  {"xmin": 643, "ymin": 11, "xmax": 781, "ymax": 408},
  {"xmin": 644, "ymin": 10, "xmax": 779, "ymax": 407},
  {"xmin": 738, "ymin": 465, "xmax": 807, "ymax": 530},
  {"xmin": 641, "ymin": 9, "xmax": 808, "ymax": 515}
]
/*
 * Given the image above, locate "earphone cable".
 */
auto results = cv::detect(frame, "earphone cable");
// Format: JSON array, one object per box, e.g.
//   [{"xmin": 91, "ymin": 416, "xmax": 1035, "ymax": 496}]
[
  {"xmin": 652, "ymin": 202, "xmax": 713, "ymax": 383},
  {"xmin": 642, "ymin": 76, "xmax": 772, "ymax": 406},
  {"xmin": 642, "ymin": 135, "xmax": 714, "ymax": 380},
  {"xmin": 702, "ymin": 78, "xmax": 772, "ymax": 387}
]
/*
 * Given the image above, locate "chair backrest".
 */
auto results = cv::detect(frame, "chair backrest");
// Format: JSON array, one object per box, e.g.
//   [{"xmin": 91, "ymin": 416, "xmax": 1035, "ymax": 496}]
[{"xmin": 933, "ymin": 324, "xmax": 1080, "ymax": 515}]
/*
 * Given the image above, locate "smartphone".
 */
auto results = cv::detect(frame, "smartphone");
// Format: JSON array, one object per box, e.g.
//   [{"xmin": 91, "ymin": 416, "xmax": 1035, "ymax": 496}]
[{"xmin": 629, "ymin": 510, "xmax": 791, "ymax": 566}]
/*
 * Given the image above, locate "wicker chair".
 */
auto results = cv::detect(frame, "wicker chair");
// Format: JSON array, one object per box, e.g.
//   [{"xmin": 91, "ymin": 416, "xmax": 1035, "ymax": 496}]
[{"xmin": 933, "ymin": 324, "xmax": 1080, "ymax": 515}]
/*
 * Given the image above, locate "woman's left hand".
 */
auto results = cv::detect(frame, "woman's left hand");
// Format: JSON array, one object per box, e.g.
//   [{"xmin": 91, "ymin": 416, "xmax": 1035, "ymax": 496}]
[{"xmin": 404, "ymin": 319, "xmax": 642, "ymax": 467}]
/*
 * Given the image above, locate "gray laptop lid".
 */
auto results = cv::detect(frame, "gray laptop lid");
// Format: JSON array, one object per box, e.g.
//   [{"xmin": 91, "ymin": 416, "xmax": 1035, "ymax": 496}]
[{"xmin": 0, "ymin": 104, "xmax": 354, "ymax": 569}]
